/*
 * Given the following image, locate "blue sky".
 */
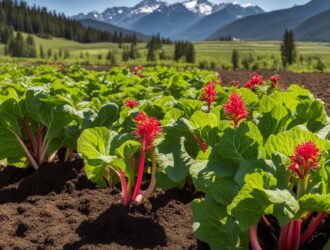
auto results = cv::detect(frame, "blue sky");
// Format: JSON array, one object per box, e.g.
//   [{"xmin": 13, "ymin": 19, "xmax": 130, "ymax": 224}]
[{"xmin": 25, "ymin": 0, "xmax": 310, "ymax": 16}]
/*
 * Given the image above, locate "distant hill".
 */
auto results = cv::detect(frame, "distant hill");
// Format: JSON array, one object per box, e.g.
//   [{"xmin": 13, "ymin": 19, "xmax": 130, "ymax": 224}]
[
  {"xmin": 80, "ymin": 19, "xmax": 150, "ymax": 40},
  {"xmin": 175, "ymin": 4, "xmax": 264, "ymax": 40},
  {"xmin": 294, "ymin": 9, "xmax": 330, "ymax": 41},
  {"xmin": 209, "ymin": 0, "xmax": 330, "ymax": 40}
]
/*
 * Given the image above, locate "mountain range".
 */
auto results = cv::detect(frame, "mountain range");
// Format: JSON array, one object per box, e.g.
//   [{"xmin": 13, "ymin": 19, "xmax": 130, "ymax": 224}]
[
  {"xmin": 73, "ymin": 0, "xmax": 264, "ymax": 40},
  {"xmin": 73, "ymin": 0, "xmax": 330, "ymax": 41}
]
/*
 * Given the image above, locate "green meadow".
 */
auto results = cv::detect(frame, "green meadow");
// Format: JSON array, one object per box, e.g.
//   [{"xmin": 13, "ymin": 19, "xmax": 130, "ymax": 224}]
[{"xmin": 1, "ymin": 35, "xmax": 329, "ymax": 72}]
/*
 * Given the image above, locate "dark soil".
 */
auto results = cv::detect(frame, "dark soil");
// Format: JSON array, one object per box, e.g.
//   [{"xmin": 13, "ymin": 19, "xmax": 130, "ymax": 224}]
[
  {"xmin": 0, "ymin": 160, "xmax": 207, "ymax": 249},
  {"xmin": 218, "ymin": 70, "xmax": 330, "ymax": 113}
]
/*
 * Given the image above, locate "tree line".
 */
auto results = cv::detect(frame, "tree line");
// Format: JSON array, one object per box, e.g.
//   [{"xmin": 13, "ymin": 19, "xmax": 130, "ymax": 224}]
[
  {"xmin": 231, "ymin": 30, "xmax": 325, "ymax": 72},
  {"xmin": 0, "ymin": 0, "xmax": 140, "ymax": 43}
]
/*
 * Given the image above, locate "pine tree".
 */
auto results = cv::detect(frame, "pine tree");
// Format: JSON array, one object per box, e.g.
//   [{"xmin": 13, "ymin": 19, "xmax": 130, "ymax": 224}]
[
  {"xmin": 185, "ymin": 43, "xmax": 195, "ymax": 63},
  {"xmin": 39, "ymin": 45, "xmax": 45, "ymax": 58},
  {"xmin": 110, "ymin": 53, "xmax": 117, "ymax": 66},
  {"xmin": 231, "ymin": 49, "xmax": 239, "ymax": 70},
  {"xmin": 8, "ymin": 32, "xmax": 25, "ymax": 57},
  {"xmin": 47, "ymin": 48, "xmax": 52, "ymax": 58},
  {"xmin": 106, "ymin": 51, "xmax": 111, "ymax": 61},
  {"xmin": 64, "ymin": 50, "xmax": 70, "ymax": 59},
  {"xmin": 26, "ymin": 34, "xmax": 37, "ymax": 57},
  {"xmin": 159, "ymin": 50, "xmax": 167, "ymax": 60},
  {"xmin": 281, "ymin": 29, "xmax": 296, "ymax": 68},
  {"xmin": 122, "ymin": 46, "xmax": 130, "ymax": 61},
  {"xmin": 147, "ymin": 45, "xmax": 156, "ymax": 61},
  {"xmin": 129, "ymin": 43, "xmax": 139, "ymax": 59},
  {"xmin": 315, "ymin": 58, "xmax": 325, "ymax": 72}
]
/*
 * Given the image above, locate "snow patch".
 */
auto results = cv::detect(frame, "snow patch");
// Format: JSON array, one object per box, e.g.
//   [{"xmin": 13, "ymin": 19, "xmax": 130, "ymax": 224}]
[
  {"xmin": 134, "ymin": 5, "xmax": 160, "ymax": 13},
  {"xmin": 184, "ymin": 0, "xmax": 197, "ymax": 10},
  {"xmin": 241, "ymin": 3, "xmax": 253, "ymax": 8},
  {"xmin": 198, "ymin": 3, "xmax": 213, "ymax": 15}
]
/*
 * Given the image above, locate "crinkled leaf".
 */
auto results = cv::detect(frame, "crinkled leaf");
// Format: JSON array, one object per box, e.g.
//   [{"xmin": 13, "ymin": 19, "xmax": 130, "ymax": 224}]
[
  {"xmin": 77, "ymin": 127, "xmax": 118, "ymax": 186},
  {"xmin": 228, "ymin": 172, "xmax": 298, "ymax": 229},
  {"xmin": 156, "ymin": 136, "xmax": 194, "ymax": 185},
  {"xmin": 193, "ymin": 196, "xmax": 247, "ymax": 250},
  {"xmin": 93, "ymin": 102, "xmax": 119, "ymax": 128},
  {"xmin": 296, "ymin": 193, "xmax": 330, "ymax": 218},
  {"xmin": 219, "ymin": 122, "xmax": 263, "ymax": 166},
  {"xmin": 265, "ymin": 126, "xmax": 330, "ymax": 158}
]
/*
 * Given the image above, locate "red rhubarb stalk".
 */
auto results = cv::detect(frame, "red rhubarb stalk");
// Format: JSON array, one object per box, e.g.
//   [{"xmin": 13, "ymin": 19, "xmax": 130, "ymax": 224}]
[
  {"xmin": 278, "ymin": 224, "xmax": 289, "ymax": 250},
  {"xmin": 23, "ymin": 119, "xmax": 37, "ymax": 155},
  {"xmin": 132, "ymin": 140, "xmax": 146, "ymax": 201},
  {"xmin": 138, "ymin": 149, "xmax": 157, "ymax": 202},
  {"xmin": 14, "ymin": 133, "xmax": 39, "ymax": 170},
  {"xmin": 286, "ymin": 220, "xmax": 295, "ymax": 250},
  {"xmin": 116, "ymin": 170, "xmax": 130, "ymax": 206},
  {"xmin": 37, "ymin": 125, "xmax": 44, "ymax": 165},
  {"xmin": 300, "ymin": 212, "xmax": 327, "ymax": 246},
  {"xmin": 262, "ymin": 216, "xmax": 275, "ymax": 231},
  {"xmin": 249, "ymin": 225, "xmax": 262, "ymax": 250},
  {"xmin": 292, "ymin": 220, "xmax": 302, "ymax": 250}
]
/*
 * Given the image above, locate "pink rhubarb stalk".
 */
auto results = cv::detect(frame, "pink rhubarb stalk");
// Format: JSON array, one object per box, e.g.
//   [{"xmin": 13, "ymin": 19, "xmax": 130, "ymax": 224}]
[
  {"xmin": 194, "ymin": 135, "xmax": 208, "ymax": 153},
  {"xmin": 138, "ymin": 149, "xmax": 157, "ymax": 202},
  {"xmin": 249, "ymin": 226, "xmax": 262, "ymax": 250},
  {"xmin": 14, "ymin": 133, "xmax": 39, "ymax": 170},
  {"xmin": 116, "ymin": 170, "xmax": 131, "ymax": 206},
  {"xmin": 278, "ymin": 223, "xmax": 289, "ymax": 250},
  {"xmin": 132, "ymin": 140, "xmax": 146, "ymax": 201},
  {"xmin": 300, "ymin": 212, "xmax": 327, "ymax": 246}
]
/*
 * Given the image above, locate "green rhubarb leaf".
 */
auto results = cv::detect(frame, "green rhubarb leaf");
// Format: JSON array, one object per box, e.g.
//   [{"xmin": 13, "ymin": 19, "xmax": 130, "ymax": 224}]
[
  {"xmin": 264, "ymin": 126, "xmax": 330, "ymax": 158},
  {"xmin": 287, "ymin": 84, "xmax": 312, "ymax": 98},
  {"xmin": 193, "ymin": 195, "xmax": 247, "ymax": 250},
  {"xmin": 0, "ymin": 98, "xmax": 26, "ymax": 167},
  {"xmin": 218, "ymin": 122, "xmax": 263, "ymax": 166},
  {"xmin": 77, "ymin": 127, "xmax": 118, "ymax": 187},
  {"xmin": 190, "ymin": 147, "xmax": 237, "ymax": 205},
  {"xmin": 235, "ymin": 87, "xmax": 259, "ymax": 109},
  {"xmin": 189, "ymin": 111, "xmax": 220, "ymax": 146},
  {"xmin": 176, "ymin": 99, "xmax": 203, "ymax": 118},
  {"xmin": 155, "ymin": 135, "xmax": 194, "ymax": 186},
  {"xmin": 156, "ymin": 170, "xmax": 185, "ymax": 190},
  {"xmin": 288, "ymin": 99, "xmax": 327, "ymax": 132},
  {"xmin": 234, "ymin": 159, "xmax": 277, "ymax": 188},
  {"xmin": 93, "ymin": 102, "xmax": 119, "ymax": 128},
  {"xmin": 228, "ymin": 171, "xmax": 299, "ymax": 229},
  {"xmin": 161, "ymin": 108, "xmax": 184, "ymax": 126},
  {"xmin": 23, "ymin": 86, "xmax": 49, "ymax": 122},
  {"xmin": 258, "ymin": 103, "xmax": 290, "ymax": 140},
  {"xmin": 258, "ymin": 95, "xmax": 279, "ymax": 113},
  {"xmin": 296, "ymin": 193, "xmax": 330, "ymax": 218}
]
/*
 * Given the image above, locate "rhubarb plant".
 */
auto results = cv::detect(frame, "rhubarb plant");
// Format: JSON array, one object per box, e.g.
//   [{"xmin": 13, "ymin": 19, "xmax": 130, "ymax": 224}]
[
  {"xmin": 77, "ymin": 112, "xmax": 161, "ymax": 206},
  {"xmin": 0, "ymin": 87, "xmax": 83, "ymax": 169}
]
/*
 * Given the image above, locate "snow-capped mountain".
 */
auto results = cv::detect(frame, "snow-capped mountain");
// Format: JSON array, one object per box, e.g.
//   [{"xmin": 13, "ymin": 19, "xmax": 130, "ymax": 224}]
[
  {"xmin": 183, "ymin": 0, "xmax": 216, "ymax": 15},
  {"xmin": 73, "ymin": 0, "xmax": 167, "ymax": 28},
  {"xmin": 72, "ymin": 0, "xmax": 265, "ymax": 39},
  {"xmin": 176, "ymin": 3, "xmax": 264, "ymax": 40}
]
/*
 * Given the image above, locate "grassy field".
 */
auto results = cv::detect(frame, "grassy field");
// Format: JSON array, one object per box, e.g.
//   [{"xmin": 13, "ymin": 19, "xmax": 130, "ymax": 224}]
[{"xmin": 0, "ymin": 35, "xmax": 329, "ymax": 72}]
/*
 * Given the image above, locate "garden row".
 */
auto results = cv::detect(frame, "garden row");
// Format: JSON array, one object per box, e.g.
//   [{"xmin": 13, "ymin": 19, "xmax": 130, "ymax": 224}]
[{"xmin": 0, "ymin": 65, "xmax": 329, "ymax": 249}]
